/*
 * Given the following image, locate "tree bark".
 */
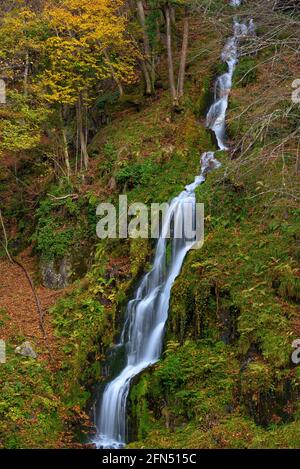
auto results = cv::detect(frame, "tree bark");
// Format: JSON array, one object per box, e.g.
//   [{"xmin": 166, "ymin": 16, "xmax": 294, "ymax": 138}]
[
  {"xmin": 77, "ymin": 96, "xmax": 89, "ymax": 171},
  {"xmin": 165, "ymin": 3, "xmax": 178, "ymax": 106},
  {"xmin": 140, "ymin": 59, "xmax": 152, "ymax": 95},
  {"xmin": 24, "ymin": 51, "xmax": 29, "ymax": 97},
  {"xmin": 137, "ymin": 0, "xmax": 155, "ymax": 94},
  {"xmin": 177, "ymin": 8, "xmax": 189, "ymax": 98},
  {"xmin": 60, "ymin": 107, "xmax": 71, "ymax": 178},
  {"xmin": 170, "ymin": 6, "xmax": 176, "ymax": 25},
  {"xmin": 137, "ymin": 1, "xmax": 151, "ymax": 60}
]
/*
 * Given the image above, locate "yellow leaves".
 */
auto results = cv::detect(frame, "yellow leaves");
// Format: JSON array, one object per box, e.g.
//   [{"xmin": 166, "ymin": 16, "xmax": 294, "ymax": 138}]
[
  {"xmin": 46, "ymin": 0, "xmax": 127, "ymax": 46},
  {"xmin": 38, "ymin": 0, "xmax": 137, "ymax": 104},
  {"xmin": 0, "ymin": 8, "xmax": 39, "ymax": 53}
]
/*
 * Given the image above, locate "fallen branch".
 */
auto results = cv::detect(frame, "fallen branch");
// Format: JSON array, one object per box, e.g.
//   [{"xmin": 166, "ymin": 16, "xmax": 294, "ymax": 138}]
[{"xmin": 47, "ymin": 193, "xmax": 79, "ymax": 201}]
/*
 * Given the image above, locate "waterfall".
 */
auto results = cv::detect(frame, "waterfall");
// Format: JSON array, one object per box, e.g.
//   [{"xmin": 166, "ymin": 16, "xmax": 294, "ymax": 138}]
[{"xmin": 93, "ymin": 12, "xmax": 252, "ymax": 450}]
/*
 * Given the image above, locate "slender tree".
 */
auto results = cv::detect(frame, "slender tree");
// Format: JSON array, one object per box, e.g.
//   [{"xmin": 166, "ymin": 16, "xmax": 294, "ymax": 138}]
[
  {"xmin": 177, "ymin": 5, "xmax": 189, "ymax": 98},
  {"xmin": 162, "ymin": 1, "xmax": 191, "ymax": 107},
  {"xmin": 137, "ymin": 1, "xmax": 153, "ymax": 94}
]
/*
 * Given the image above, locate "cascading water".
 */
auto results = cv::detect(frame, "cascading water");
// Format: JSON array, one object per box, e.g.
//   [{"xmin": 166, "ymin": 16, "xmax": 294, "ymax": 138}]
[
  {"xmin": 94, "ymin": 152, "xmax": 220, "ymax": 449},
  {"xmin": 94, "ymin": 8, "xmax": 252, "ymax": 450}
]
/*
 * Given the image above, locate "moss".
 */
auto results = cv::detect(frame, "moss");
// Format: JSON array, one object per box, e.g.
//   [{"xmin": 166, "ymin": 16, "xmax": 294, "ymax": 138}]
[
  {"xmin": 190, "ymin": 75, "xmax": 212, "ymax": 118},
  {"xmin": 129, "ymin": 340, "xmax": 240, "ymax": 446},
  {"xmin": 2, "ymin": 6, "xmax": 300, "ymax": 448},
  {"xmin": 277, "ymin": 272, "xmax": 300, "ymax": 303},
  {"xmin": 129, "ymin": 375, "xmax": 151, "ymax": 440},
  {"xmin": 233, "ymin": 57, "xmax": 258, "ymax": 87},
  {"xmin": 130, "ymin": 239, "xmax": 151, "ymax": 278},
  {"xmin": 31, "ymin": 181, "xmax": 98, "ymax": 263},
  {"xmin": 0, "ymin": 350, "xmax": 64, "ymax": 448},
  {"xmin": 128, "ymin": 136, "xmax": 300, "ymax": 447}
]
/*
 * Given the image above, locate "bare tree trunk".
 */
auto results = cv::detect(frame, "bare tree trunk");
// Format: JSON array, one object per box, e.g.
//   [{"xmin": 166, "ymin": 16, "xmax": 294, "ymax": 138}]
[
  {"xmin": 137, "ymin": 1, "xmax": 151, "ymax": 60},
  {"xmin": 24, "ymin": 51, "xmax": 29, "ymax": 97},
  {"xmin": 140, "ymin": 59, "xmax": 152, "ymax": 95},
  {"xmin": 137, "ymin": 0, "xmax": 155, "ymax": 94},
  {"xmin": 77, "ymin": 96, "xmax": 89, "ymax": 171},
  {"xmin": 165, "ymin": 4, "xmax": 178, "ymax": 107},
  {"xmin": 170, "ymin": 6, "xmax": 176, "ymax": 25},
  {"xmin": 60, "ymin": 107, "xmax": 71, "ymax": 178},
  {"xmin": 104, "ymin": 49, "xmax": 124, "ymax": 97},
  {"xmin": 177, "ymin": 8, "xmax": 189, "ymax": 98}
]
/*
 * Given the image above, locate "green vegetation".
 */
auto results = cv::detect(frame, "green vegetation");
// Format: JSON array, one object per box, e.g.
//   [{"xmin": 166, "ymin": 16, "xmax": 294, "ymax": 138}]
[
  {"xmin": 32, "ymin": 183, "xmax": 93, "ymax": 262},
  {"xmin": 0, "ymin": 0, "xmax": 299, "ymax": 451},
  {"xmin": 128, "ymin": 163, "xmax": 300, "ymax": 447},
  {"xmin": 233, "ymin": 57, "xmax": 258, "ymax": 87}
]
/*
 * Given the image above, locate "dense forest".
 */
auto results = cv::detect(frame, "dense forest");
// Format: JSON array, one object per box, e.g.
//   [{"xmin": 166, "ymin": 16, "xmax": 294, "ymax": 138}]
[{"xmin": 0, "ymin": 0, "xmax": 300, "ymax": 451}]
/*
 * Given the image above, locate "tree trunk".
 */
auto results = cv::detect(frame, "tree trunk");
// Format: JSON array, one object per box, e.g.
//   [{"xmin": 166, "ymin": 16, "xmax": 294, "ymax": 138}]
[
  {"xmin": 60, "ymin": 108, "xmax": 71, "ymax": 178},
  {"xmin": 140, "ymin": 59, "xmax": 152, "ymax": 95},
  {"xmin": 177, "ymin": 8, "xmax": 189, "ymax": 99},
  {"xmin": 137, "ymin": 0, "xmax": 155, "ymax": 94},
  {"xmin": 165, "ymin": 4, "xmax": 178, "ymax": 106},
  {"xmin": 24, "ymin": 51, "xmax": 29, "ymax": 97},
  {"xmin": 77, "ymin": 96, "xmax": 89, "ymax": 171},
  {"xmin": 62, "ymin": 128, "xmax": 71, "ymax": 177},
  {"xmin": 137, "ymin": 1, "xmax": 151, "ymax": 60},
  {"xmin": 170, "ymin": 6, "xmax": 176, "ymax": 25},
  {"xmin": 104, "ymin": 49, "xmax": 124, "ymax": 97}
]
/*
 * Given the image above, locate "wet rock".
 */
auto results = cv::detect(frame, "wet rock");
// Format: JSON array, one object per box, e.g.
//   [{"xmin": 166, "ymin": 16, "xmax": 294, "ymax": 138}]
[
  {"xmin": 219, "ymin": 304, "xmax": 239, "ymax": 345},
  {"xmin": 41, "ymin": 257, "xmax": 72, "ymax": 290},
  {"xmin": 15, "ymin": 341, "xmax": 37, "ymax": 359},
  {"xmin": 243, "ymin": 379, "xmax": 298, "ymax": 427}
]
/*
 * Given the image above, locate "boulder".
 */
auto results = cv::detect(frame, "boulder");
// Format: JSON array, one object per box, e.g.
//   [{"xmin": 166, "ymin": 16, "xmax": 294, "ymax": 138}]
[
  {"xmin": 41, "ymin": 256, "xmax": 72, "ymax": 289},
  {"xmin": 15, "ymin": 341, "xmax": 37, "ymax": 359}
]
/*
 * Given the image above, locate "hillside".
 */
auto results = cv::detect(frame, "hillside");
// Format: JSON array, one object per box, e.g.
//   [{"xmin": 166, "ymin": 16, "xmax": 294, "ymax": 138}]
[{"xmin": 0, "ymin": 0, "xmax": 299, "ymax": 450}]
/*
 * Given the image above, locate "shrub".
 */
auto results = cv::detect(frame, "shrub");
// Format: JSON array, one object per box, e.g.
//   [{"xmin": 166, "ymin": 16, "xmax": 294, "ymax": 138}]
[{"xmin": 116, "ymin": 159, "xmax": 159, "ymax": 189}]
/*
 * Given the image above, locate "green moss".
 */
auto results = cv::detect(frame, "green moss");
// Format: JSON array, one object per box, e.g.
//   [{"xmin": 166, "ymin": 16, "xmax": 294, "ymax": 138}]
[
  {"xmin": 190, "ymin": 75, "xmax": 212, "ymax": 118},
  {"xmin": 129, "ymin": 140, "xmax": 300, "ymax": 447},
  {"xmin": 2, "ymin": 7, "xmax": 300, "ymax": 449},
  {"xmin": 277, "ymin": 270, "xmax": 300, "ymax": 302},
  {"xmin": 31, "ymin": 180, "xmax": 100, "ymax": 263},
  {"xmin": 0, "ymin": 350, "xmax": 63, "ymax": 448},
  {"xmin": 233, "ymin": 57, "xmax": 258, "ymax": 87},
  {"xmin": 130, "ymin": 376, "xmax": 151, "ymax": 440}
]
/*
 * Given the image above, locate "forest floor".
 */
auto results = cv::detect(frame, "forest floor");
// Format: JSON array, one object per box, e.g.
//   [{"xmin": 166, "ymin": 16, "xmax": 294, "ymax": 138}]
[
  {"xmin": 0, "ymin": 252, "xmax": 83, "ymax": 448},
  {"xmin": 0, "ymin": 250, "xmax": 64, "ymax": 360}
]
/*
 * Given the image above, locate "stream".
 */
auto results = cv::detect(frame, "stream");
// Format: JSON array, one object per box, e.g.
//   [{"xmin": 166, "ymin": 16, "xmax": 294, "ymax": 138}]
[{"xmin": 93, "ymin": 0, "xmax": 252, "ymax": 449}]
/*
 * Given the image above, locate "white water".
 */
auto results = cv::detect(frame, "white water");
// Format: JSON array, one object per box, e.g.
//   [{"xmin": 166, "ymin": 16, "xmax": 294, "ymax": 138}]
[{"xmin": 94, "ymin": 11, "xmax": 252, "ymax": 450}]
